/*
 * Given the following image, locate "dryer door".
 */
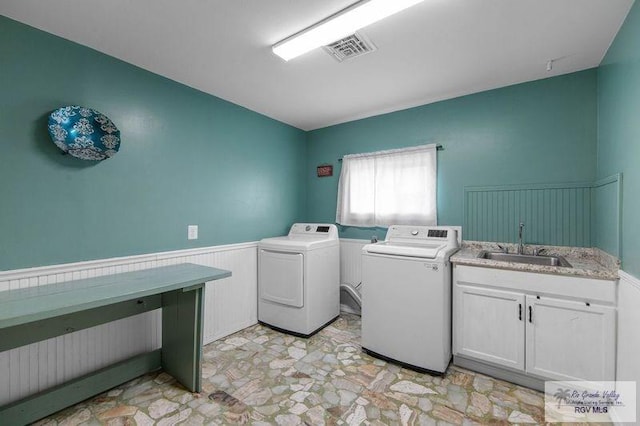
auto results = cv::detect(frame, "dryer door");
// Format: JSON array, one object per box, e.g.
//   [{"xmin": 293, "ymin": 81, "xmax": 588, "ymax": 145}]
[{"xmin": 259, "ymin": 249, "xmax": 304, "ymax": 307}]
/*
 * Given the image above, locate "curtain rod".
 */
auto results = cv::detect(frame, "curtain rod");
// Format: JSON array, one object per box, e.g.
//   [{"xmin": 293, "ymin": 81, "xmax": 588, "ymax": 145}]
[{"xmin": 338, "ymin": 144, "xmax": 443, "ymax": 162}]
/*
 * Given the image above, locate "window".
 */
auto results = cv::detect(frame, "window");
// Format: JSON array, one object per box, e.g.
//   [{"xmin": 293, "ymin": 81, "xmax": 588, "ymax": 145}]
[{"xmin": 336, "ymin": 144, "xmax": 437, "ymax": 226}]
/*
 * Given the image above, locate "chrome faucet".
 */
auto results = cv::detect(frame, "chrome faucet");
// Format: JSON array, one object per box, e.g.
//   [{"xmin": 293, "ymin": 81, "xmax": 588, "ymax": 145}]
[{"xmin": 517, "ymin": 222, "xmax": 525, "ymax": 255}]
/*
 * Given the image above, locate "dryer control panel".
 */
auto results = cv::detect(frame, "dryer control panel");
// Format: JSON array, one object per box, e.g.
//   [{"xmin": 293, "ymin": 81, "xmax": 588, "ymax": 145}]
[{"xmin": 288, "ymin": 223, "xmax": 339, "ymax": 240}]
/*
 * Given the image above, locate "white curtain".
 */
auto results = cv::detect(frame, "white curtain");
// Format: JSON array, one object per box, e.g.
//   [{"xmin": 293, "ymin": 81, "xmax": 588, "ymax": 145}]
[{"xmin": 336, "ymin": 144, "xmax": 437, "ymax": 227}]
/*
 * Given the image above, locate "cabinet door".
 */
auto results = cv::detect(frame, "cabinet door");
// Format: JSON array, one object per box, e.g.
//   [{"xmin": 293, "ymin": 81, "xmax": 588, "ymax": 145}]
[
  {"xmin": 525, "ymin": 296, "xmax": 616, "ymax": 381},
  {"xmin": 454, "ymin": 285, "xmax": 525, "ymax": 370}
]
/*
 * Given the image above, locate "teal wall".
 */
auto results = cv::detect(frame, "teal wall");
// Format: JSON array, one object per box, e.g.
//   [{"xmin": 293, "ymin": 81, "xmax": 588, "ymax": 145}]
[
  {"xmin": 597, "ymin": 0, "xmax": 640, "ymax": 277},
  {"xmin": 307, "ymin": 71, "xmax": 598, "ymax": 241},
  {"xmin": 0, "ymin": 16, "xmax": 307, "ymax": 270},
  {"xmin": 3, "ymin": 12, "xmax": 629, "ymax": 271}
]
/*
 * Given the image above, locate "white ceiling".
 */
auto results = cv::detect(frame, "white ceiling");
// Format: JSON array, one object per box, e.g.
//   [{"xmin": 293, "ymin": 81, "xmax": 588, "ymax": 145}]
[{"xmin": 0, "ymin": 0, "xmax": 634, "ymax": 130}]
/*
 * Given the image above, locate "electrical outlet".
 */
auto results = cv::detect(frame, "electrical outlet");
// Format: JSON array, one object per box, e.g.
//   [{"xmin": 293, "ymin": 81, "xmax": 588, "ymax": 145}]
[{"xmin": 188, "ymin": 225, "xmax": 198, "ymax": 240}]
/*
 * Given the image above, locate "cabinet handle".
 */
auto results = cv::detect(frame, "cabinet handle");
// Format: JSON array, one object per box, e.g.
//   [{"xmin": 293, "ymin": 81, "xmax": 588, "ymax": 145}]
[
  {"xmin": 519, "ymin": 303, "xmax": 522, "ymax": 321},
  {"xmin": 529, "ymin": 306, "xmax": 533, "ymax": 323}
]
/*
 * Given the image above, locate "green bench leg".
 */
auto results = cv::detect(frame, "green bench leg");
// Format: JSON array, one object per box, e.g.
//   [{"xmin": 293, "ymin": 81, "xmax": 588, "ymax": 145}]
[{"xmin": 161, "ymin": 285, "xmax": 204, "ymax": 392}]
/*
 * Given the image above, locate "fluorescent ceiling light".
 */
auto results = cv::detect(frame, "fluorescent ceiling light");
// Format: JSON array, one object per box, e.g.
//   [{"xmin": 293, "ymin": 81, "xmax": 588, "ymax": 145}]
[{"xmin": 272, "ymin": 0, "xmax": 424, "ymax": 61}]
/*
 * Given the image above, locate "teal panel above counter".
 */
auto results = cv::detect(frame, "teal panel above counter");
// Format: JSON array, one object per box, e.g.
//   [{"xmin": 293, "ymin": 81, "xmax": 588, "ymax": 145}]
[{"xmin": 464, "ymin": 175, "xmax": 621, "ymax": 250}]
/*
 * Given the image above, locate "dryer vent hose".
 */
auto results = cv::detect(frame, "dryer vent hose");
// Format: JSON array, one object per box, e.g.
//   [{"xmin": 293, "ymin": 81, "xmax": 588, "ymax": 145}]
[{"xmin": 340, "ymin": 282, "xmax": 362, "ymax": 308}]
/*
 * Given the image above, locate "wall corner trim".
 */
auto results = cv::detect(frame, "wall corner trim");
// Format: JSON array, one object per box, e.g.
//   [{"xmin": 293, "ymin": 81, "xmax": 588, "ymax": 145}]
[{"xmin": 593, "ymin": 173, "xmax": 622, "ymax": 188}]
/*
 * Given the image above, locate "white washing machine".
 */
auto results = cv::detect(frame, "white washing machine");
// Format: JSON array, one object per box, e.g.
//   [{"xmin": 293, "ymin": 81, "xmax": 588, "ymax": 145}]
[
  {"xmin": 258, "ymin": 223, "xmax": 340, "ymax": 337},
  {"xmin": 361, "ymin": 225, "xmax": 460, "ymax": 374}
]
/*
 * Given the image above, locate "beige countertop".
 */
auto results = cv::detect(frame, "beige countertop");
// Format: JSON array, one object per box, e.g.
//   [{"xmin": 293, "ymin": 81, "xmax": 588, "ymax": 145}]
[{"xmin": 450, "ymin": 241, "xmax": 620, "ymax": 281}]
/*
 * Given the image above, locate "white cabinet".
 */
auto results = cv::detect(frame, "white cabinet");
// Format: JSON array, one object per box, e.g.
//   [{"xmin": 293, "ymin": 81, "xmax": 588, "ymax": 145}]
[
  {"xmin": 525, "ymin": 296, "xmax": 615, "ymax": 381},
  {"xmin": 453, "ymin": 265, "xmax": 617, "ymax": 387},
  {"xmin": 454, "ymin": 286, "xmax": 525, "ymax": 370}
]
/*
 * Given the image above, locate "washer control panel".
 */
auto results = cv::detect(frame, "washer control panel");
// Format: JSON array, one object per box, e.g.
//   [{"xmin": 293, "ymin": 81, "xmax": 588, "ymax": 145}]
[
  {"xmin": 385, "ymin": 225, "xmax": 461, "ymax": 246},
  {"xmin": 427, "ymin": 229, "xmax": 448, "ymax": 238}
]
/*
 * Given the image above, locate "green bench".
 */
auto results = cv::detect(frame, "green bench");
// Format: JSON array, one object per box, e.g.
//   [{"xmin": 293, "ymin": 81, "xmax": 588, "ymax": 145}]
[{"xmin": 0, "ymin": 263, "xmax": 231, "ymax": 425}]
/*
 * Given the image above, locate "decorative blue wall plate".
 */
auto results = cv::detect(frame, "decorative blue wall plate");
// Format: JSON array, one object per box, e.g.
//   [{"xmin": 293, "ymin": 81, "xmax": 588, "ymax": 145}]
[{"xmin": 47, "ymin": 106, "xmax": 121, "ymax": 160}]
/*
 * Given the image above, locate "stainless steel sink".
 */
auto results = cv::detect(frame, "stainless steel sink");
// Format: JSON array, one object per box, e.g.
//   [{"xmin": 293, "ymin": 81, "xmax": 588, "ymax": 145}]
[{"xmin": 477, "ymin": 251, "xmax": 572, "ymax": 268}]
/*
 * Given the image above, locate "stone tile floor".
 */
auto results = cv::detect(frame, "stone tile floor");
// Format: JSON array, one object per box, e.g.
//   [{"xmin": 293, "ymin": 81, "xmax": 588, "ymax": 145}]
[{"xmin": 35, "ymin": 314, "xmax": 557, "ymax": 425}]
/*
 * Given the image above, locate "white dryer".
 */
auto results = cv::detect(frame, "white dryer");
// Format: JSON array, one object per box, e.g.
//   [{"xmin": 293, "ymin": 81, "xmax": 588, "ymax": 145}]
[
  {"xmin": 258, "ymin": 223, "xmax": 340, "ymax": 337},
  {"xmin": 361, "ymin": 225, "xmax": 460, "ymax": 374}
]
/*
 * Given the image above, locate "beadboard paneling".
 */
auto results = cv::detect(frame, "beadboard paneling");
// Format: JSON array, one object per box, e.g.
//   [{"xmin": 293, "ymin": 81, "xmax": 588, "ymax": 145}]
[
  {"xmin": 464, "ymin": 176, "xmax": 623, "ymax": 249},
  {"xmin": 616, "ymin": 270, "xmax": 640, "ymax": 424},
  {"xmin": 340, "ymin": 239, "xmax": 367, "ymax": 286},
  {"xmin": 201, "ymin": 247, "xmax": 258, "ymax": 342},
  {"xmin": 339, "ymin": 239, "xmax": 367, "ymax": 314},
  {"xmin": 464, "ymin": 182, "xmax": 593, "ymax": 246},
  {"xmin": 0, "ymin": 242, "xmax": 257, "ymax": 406}
]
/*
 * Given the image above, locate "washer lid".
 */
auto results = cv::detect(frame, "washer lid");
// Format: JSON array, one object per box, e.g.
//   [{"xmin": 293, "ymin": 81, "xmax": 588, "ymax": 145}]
[{"xmin": 363, "ymin": 241, "xmax": 446, "ymax": 259}]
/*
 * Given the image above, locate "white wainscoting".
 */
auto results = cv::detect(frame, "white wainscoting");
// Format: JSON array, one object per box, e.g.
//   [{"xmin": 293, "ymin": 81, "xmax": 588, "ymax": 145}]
[
  {"xmin": 339, "ymin": 239, "xmax": 367, "ymax": 314},
  {"xmin": 0, "ymin": 242, "xmax": 257, "ymax": 406},
  {"xmin": 615, "ymin": 270, "xmax": 640, "ymax": 424},
  {"xmin": 340, "ymin": 239, "xmax": 368, "ymax": 286}
]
